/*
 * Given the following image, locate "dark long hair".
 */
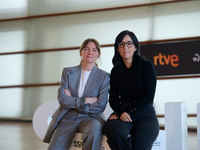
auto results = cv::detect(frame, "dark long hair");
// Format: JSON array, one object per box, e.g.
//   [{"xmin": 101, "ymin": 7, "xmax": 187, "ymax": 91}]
[{"xmin": 112, "ymin": 30, "xmax": 143, "ymax": 71}]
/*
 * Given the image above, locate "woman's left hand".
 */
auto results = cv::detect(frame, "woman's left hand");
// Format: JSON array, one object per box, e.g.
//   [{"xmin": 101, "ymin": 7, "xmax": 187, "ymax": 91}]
[{"xmin": 120, "ymin": 112, "xmax": 132, "ymax": 122}]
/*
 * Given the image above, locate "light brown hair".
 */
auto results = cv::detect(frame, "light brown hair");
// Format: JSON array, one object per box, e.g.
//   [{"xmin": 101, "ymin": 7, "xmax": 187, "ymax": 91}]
[{"xmin": 80, "ymin": 38, "xmax": 101, "ymax": 67}]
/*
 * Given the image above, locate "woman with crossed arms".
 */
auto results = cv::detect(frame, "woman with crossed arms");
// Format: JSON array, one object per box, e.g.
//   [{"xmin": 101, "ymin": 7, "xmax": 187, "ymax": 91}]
[{"xmin": 43, "ymin": 38, "xmax": 110, "ymax": 150}]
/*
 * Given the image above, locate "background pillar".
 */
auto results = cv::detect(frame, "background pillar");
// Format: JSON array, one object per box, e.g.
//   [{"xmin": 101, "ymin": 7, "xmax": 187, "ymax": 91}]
[{"xmin": 165, "ymin": 102, "xmax": 188, "ymax": 150}]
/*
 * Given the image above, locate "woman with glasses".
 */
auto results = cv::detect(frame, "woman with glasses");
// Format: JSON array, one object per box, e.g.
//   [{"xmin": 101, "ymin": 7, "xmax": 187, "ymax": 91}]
[
  {"xmin": 43, "ymin": 38, "xmax": 110, "ymax": 150},
  {"xmin": 105, "ymin": 30, "xmax": 159, "ymax": 150}
]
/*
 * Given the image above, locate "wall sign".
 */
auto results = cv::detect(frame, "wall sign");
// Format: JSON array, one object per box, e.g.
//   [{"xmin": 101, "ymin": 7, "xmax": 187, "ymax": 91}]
[{"xmin": 140, "ymin": 40, "xmax": 200, "ymax": 77}]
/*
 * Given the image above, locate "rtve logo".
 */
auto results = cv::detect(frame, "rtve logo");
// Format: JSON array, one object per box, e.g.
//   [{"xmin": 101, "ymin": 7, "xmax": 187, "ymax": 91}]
[{"xmin": 154, "ymin": 53, "xmax": 179, "ymax": 67}]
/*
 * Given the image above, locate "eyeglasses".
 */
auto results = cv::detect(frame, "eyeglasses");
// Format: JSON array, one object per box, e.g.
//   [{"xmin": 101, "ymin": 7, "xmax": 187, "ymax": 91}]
[{"xmin": 118, "ymin": 41, "xmax": 134, "ymax": 48}]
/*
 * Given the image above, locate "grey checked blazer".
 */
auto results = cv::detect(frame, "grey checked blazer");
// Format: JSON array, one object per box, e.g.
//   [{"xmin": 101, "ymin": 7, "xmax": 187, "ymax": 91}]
[{"xmin": 43, "ymin": 65, "xmax": 110, "ymax": 143}]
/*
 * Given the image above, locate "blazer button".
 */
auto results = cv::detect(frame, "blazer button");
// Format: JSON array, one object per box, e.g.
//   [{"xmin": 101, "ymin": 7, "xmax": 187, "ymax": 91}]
[
  {"xmin": 134, "ymin": 108, "xmax": 136, "ymax": 110},
  {"xmin": 131, "ymin": 110, "xmax": 133, "ymax": 112}
]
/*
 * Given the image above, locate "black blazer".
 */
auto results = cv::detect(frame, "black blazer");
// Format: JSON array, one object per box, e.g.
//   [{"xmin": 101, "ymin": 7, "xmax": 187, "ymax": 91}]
[{"xmin": 109, "ymin": 59, "xmax": 157, "ymax": 117}]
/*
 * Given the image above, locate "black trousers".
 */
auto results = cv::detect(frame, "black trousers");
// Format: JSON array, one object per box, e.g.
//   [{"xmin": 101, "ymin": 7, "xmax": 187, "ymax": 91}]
[{"xmin": 105, "ymin": 103, "xmax": 159, "ymax": 150}]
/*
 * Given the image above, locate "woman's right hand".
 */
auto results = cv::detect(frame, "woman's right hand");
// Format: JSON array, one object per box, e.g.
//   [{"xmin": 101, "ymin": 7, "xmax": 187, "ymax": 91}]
[
  {"xmin": 109, "ymin": 114, "xmax": 118, "ymax": 120},
  {"xmin": 64, "ymin": 88, "xmax": 71, "ymax": 96},
  {"xmin": 85, "ymin": 97, "xmax": 97, "ymax": 104}
]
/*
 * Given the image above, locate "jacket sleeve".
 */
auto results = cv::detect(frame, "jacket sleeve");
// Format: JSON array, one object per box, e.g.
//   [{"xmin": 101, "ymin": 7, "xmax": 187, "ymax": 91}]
[
  {"xmin": 84, "ymin": 73, "xmax": 110, "ymax": 114},
  {"xmin": 135, "ymin": 60, "xmax": 157, "ymax": 111},
  {"xmin": 109, "ymin": 68, "xmax": 126, "ymax": 117},
  {"xmin": 57, "ymin": 68, "xmax": 86, "ymax": 109}
]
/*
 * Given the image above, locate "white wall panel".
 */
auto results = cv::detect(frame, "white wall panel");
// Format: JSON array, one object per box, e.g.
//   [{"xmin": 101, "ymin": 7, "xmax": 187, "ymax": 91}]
[
  {"xmin": 22, "ymin": 86, "xmax": 59, "ymax": 118},
  {"xmin": 0, "ymin": 20, "xmax": 27, "ymax": 53},
  {"xmin": 152, "ymin": 1, "xmax": 200, "ymax": 40},
  {"xmin": 0, "ymin": 88, "xmax": 23, "ymax": 117},
  {"xmin": 0, "ymin": 0, "xmax": 28, "ymax": 19},
  {"xmin": 24, "ymin": 50, "xmax": 80, "ymax": 84},
  {"xmin": 99, "ymin": 47, "xmax": 114, "ymax": 73},
  {"xmin": 0, "ymin": 55, "xmax": 25, "ymax": 85},
  {"xmin": 27, "ymin": 7, "xmax": 151, "ymax": 49},
  {"xmin": 28, "ymin": 0, "xmax": 151, "ymax": 15}
]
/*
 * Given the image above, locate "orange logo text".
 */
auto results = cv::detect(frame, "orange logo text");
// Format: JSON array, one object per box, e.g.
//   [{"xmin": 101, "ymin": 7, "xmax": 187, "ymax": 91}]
[{"xmin": 154, "ymin": 53, "xmax": 179, "ymax": 67}]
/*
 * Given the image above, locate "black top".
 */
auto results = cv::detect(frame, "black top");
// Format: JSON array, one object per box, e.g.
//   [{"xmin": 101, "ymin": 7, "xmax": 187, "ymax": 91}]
[{"xmin": 109, "ymin": 58, "xmax": 157, "ymax": 117}]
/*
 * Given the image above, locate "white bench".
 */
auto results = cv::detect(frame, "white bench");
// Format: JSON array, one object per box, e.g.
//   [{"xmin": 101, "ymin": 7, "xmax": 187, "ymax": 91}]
[{"xmin": 33, "ymin": 100, "xmax": 166, "ymax": 150}]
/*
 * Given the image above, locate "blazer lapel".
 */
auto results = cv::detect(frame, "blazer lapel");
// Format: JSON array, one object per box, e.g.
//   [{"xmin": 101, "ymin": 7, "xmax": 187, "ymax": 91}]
[
  {"xmin": 82, "ymin": 65, "xmax": 100, "ymax": 97},
  {"xmin": 68, "ymin": 65, "xmax": 82, "ymax": 97}
]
